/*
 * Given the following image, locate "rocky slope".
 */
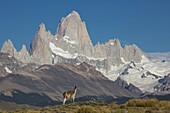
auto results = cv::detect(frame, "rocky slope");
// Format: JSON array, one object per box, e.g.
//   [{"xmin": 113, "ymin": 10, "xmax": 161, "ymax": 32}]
[
  {"xmin": 102, "ymin": 58, "xmax": 170, "ymax": 92},
  {"xmin": 0, "ymin": 11, "xmax": 170, "ymax": 97},
  {"xmin": 0, "ymin": 52, "xmax": 137, "ymax": 106},
  {"xmin": 154, "ymin": 73, "xmax": 170, "ymax": 92},
  {"xmin": 115, "ymin": 77, "xmax": 142, "ymax": 95}
]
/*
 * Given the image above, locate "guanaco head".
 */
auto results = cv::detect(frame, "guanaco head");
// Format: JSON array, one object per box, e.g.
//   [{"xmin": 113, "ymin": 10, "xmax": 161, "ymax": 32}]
[{"xmin": 74, "ymin": 85, "xmax": 77, "ymax": 89}]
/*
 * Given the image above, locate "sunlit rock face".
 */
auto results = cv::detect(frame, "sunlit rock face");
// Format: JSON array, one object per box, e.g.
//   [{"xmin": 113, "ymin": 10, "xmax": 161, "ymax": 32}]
[{"xmin": 1, "ymin": 11, "xmax": 147, "ymax": 66}]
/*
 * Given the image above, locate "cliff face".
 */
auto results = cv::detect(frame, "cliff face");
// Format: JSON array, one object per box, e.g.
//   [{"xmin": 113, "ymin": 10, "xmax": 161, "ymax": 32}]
[
  {"xmin": 1, "ymin": 11, "xmax": 147, "ymax": 67},
  {"xmin": 29, "ymin": 23, "xmax": 58, "ymax": 64},
  {"xmin": 56, "ymin": 11, "xmax": 94, "ymax": 57},
  {"xmin": 1, "ymin": 39, "xmax": 17, "ymax": 57}
]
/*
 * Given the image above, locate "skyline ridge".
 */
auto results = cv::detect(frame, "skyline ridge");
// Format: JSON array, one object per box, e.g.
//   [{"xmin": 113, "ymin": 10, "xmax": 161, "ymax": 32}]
[{"xmin": 0, "ymin": 1, "xmax": 170, "ymax": 52}]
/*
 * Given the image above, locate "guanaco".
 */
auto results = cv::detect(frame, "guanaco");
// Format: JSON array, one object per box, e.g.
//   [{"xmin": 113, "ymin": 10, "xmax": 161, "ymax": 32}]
[{"xmin": 63, "ymin": 86, "xmax": 77, "ymax": 105}]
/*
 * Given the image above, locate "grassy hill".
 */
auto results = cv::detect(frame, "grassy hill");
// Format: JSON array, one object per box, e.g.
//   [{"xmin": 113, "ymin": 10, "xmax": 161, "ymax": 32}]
[{"xmin": 0, "ymin": 99, "xmax": 170, "ymax": 113}]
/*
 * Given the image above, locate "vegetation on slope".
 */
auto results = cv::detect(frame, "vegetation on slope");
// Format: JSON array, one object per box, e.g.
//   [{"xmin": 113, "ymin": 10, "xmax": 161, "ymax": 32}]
[{"xmin": 0, "ymin": 99, "xmax": 170, "ymax": 113}]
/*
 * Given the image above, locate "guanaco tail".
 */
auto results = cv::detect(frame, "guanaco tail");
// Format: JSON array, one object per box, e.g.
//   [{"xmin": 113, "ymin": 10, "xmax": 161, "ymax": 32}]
[{"xmin": 63, "ymin": 86, "xmax": 77, "ymax": 105}]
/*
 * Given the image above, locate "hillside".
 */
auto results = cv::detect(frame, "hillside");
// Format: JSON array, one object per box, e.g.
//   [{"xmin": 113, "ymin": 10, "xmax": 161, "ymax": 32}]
[{"xmin": 1, "ymin": 99, "xmax": 170, "ymax": 113}]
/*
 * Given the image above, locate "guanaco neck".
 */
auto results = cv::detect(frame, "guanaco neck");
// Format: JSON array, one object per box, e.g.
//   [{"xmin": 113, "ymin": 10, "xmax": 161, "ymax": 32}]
[{"xmin": 74, "ymin": 88, "xmax": 77, "ymax": 94}]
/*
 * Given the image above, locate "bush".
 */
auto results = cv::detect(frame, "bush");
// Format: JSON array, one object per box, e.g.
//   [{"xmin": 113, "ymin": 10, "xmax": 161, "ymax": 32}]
[
  {"xmin": 0, "ymin": 110, "xmax": 7, "ymax": 113},
  {"xmin": 126, "ymin": 99, "xmax": 158, "ymax": 107},
  {"xmin": 110, "ymin": 103, "xmax": 119, "ymax": 109},
  {"xmin": 145, "ymin": 99, "xmax": 158, "ymax": 107},
  {"xmin": 158, "ymin": 101, "xmax": 170, "ymax": 107},
  {"xmin": 76, "ymin": 106, "xmax": 97, "ymax": 113},
  {"xmin": 78, "ymin": 101, "xmax": 107, "ymax": 106}
]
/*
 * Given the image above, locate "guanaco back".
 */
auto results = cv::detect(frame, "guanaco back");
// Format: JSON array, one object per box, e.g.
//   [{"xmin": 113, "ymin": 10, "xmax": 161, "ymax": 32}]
[{"xmin": 63, "ymin": 86, "xmax": 77, "ymax": 105}]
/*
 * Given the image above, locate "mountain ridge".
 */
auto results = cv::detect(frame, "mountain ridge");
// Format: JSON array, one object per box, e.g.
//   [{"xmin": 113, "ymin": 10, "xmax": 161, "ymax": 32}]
[
  {"xmin": 0, "ymin": 11, "xmax": 170, "ymax": 106},
  {"xmin": 1, "ymin": 11, "xmax": 147, "ymax": 66},
  {"xmin": 0, "ymin": 52, "xmax": 138, "ymax": 106},
  {"xmin": 0, "ymin": 11, "xmax": 151, "ymax": 93}
]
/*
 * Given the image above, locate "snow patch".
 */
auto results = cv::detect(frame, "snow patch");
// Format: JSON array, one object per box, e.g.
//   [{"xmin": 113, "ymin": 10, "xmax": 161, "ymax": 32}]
[
  {"xmin": 52, "ymin": 54, "xmax": 55, "ymax": 58},
  {"xmin": 63, "ymin": 35, "xmax": 77, "ymax": 45},
  {"xmin": 4, "ymin": 67, "xmax": 12, "ymax": 73},
  {"xmin": 86, "ymin": 56, "xmax": 107, "ymax": 61},
  {"xmin": 76, "ymin": 62, "xmax": 81, "ymax": 65},
  {"xmin": 70, "ymin": 44, "xmax": 75, "ymax": 48},
  {"xmin": 121, "ymin": 57, "xmax": 128, "ymax": 64},
  {"xmin": 99, "ymin": 60, "xmax": 170, "ymax": 92},
  {"xmin": 67, "ymin": 13, "xmax": 71, "ymax": 17},
  {"xmin": 110, "ymin": 42, "xmax": 114, "ymax": 45},
  {"xmin": 54, "ymin": 34, "xmax": 58, "ymax": 41},
  {"xmin": 8, "ymin": 55, "xmax": 12, "ymax": 58},
  {"xmin": 140, "ymin": 55, "xmax": 150, "ymax": 64},
  {"xmin": 78, "ymin": 54, "xmax": 107, "ymax": 61},
  {"xmin": 49, "ymin": 42, "xmax": 77, "ymax": 59}
]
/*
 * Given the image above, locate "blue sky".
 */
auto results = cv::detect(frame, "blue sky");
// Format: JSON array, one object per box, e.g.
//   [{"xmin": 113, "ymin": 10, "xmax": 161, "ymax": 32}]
[{"xmin": 0, "ymin": 0, "xmax": 170, "ymax": 52}]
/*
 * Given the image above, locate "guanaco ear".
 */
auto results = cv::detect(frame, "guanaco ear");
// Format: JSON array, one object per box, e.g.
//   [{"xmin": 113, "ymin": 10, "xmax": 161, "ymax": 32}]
[{"xmin": 75, "ymin": 85, "xmax": 77, "ymax": 89}]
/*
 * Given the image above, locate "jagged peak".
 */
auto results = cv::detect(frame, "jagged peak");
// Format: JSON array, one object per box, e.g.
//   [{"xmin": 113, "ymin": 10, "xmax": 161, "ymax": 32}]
[
  {"xmin": 56, "ymin": 11, "xmax": 82, "ymax": 35},
  {"xmin": 71, "ymin": 10, "xmax": 79, "ymax": 15},
  {"xmin": 114, "ymin": 38, "xmax": 120, "ymax": 42},
  {"xmin": 124, "ymin": 44, "xmax": 140, "ymax": 49},
  {"xmin": 1, "ymin": 39, "xmax": 17, "ymax": 56},
  {"xmin": 132, "ymin": 44, "xmax": 138, "ymax": 48},
  {"xmin": 20, "ymin": 44, "xmax": 27, "ymax": 51},
  {"xmin": 70, "ymin": 10, "xmax": 80, "ymax": 17},
  {"xmin": 18, "ymin": 44, "xmax": 30, "ymax": 56},
  {"xmin": 39, "ymin": 23, "xmax": 45, "ymax": 29},
  {"xmin": 2, "ymin": 39, "xmax": 14, "ymax": 48},
  {"xmin": 37, "ymin": 23, "xmax": 46, "ymax": 34},
  {"xmin": 107, "ymin": 38, "xmax": 121, "ymax": 46},
  {"xmin": 65, "ymin": 10, "xmax": 81, "ymax": 21},
  {"xmin": 6, "ymin": 39, "xmax": 13, "ymax": 44},
  {"xmin": 97, "ymin": 42, "xmax": 100, "ymax": 45},
  {"xmin": 113, "ymin": 38, "xmax": 121, "ymax": 45},
  {"xmin": 94, "ymin": 42, "xmax": 101, "ymax": 48},
  {"xmin": 18, "ymin": 44, "xmax": 29, "ymax": 55},
  {"xmin": 47, "ymin": 30, "xmax": 51, "ymax": 34}
]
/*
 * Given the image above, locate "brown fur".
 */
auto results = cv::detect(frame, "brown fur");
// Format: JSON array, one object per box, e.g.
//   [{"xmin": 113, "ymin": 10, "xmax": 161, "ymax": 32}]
[{"xmin": 63, "ymin": 86, "xmax": 77, "ymax": 105}]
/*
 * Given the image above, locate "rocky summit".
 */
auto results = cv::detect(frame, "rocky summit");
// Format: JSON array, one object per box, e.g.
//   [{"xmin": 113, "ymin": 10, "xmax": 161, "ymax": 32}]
[
  {"xmin": 1, "ymin": 11, "xmax": 146, "ymax": 69},
  {"xmin": 1, "ymin": 11, "xmax": 169, "ymax": 106}
]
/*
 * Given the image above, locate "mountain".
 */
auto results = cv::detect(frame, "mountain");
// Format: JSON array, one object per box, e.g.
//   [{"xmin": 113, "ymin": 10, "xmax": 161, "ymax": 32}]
[
  {"xmin": 141, "ymin": 73, "xmax": 170, "ymax": 101},
  {"xmin": 103, "ymin": 59, "xmax": 170, "ymax": 92},
  {"xmin": 154, "ymin": 73, "xmax": 170, "ymax": 93},
  {"xmin": 1, "ymin": 11, "xmax": 169, "ymax": 105},
  {"xmin": 56, "ymin": 11, "xmax": 94, "ymax": 57},
  {"xmin": 1, "ymin": 39, "xmax": 17, "ymax": 57},
  {"xmin": 0, "ymin": 52, "xmax": 137, "ymax": 106},
  {"xmin": 29, "ymin": 23, "xmax": 54, "ymax": 64},
  {"xmin": 1, "ymin": 11, "xmax": 146, "ymax": 67},
  {"xmin": 0, "ymin": 13, "xmax": 147, "ymax": 97},
  {"xmin": 115, "ymin": 77, "xmax": 142, "ymax": 95},
  {"xmin": 148, "ymin": 52, "xmax": 170, "ymax": 62}
]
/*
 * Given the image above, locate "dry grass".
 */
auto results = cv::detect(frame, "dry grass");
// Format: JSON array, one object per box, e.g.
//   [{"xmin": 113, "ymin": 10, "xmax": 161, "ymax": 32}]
[{"xmin": 1, "ymin": 99, "xmax": 170, "ymax": 113}]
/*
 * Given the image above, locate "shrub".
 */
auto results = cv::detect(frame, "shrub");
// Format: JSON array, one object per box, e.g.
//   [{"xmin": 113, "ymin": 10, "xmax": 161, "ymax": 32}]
[
  {"xmin": 110, "ymin": 103, "xmax": 119, "ymax": 109},
  {"xmin": 76, "ymin": 106, "xmax": 97, "ymax": 113},
  {"xmin": 78, "ymin": 101, "xmax": 107, "ymax": 106},
  {"xmin": 144, "ymin": 99, "xmax": 158, "ymax": 107},
  {"xmin": 0, "ymin": 110, "xmax": 7, "ymax": 113},
  {"xmin": 100, "ymin": 108, "xmax": 111, "ymax": 113},
  {"xmin": 158, "ymin": 101, "xmax": 170, "ymax": 107},
  {"xmin": 126, "ymin": 99, "xmax": 158, "ymax": 107}
]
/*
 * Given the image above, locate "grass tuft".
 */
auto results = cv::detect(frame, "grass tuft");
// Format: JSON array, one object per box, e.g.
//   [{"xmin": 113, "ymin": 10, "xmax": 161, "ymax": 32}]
[{"xmin": 1, "ymin": 99, "xmax": 170, "ymax": 113}]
